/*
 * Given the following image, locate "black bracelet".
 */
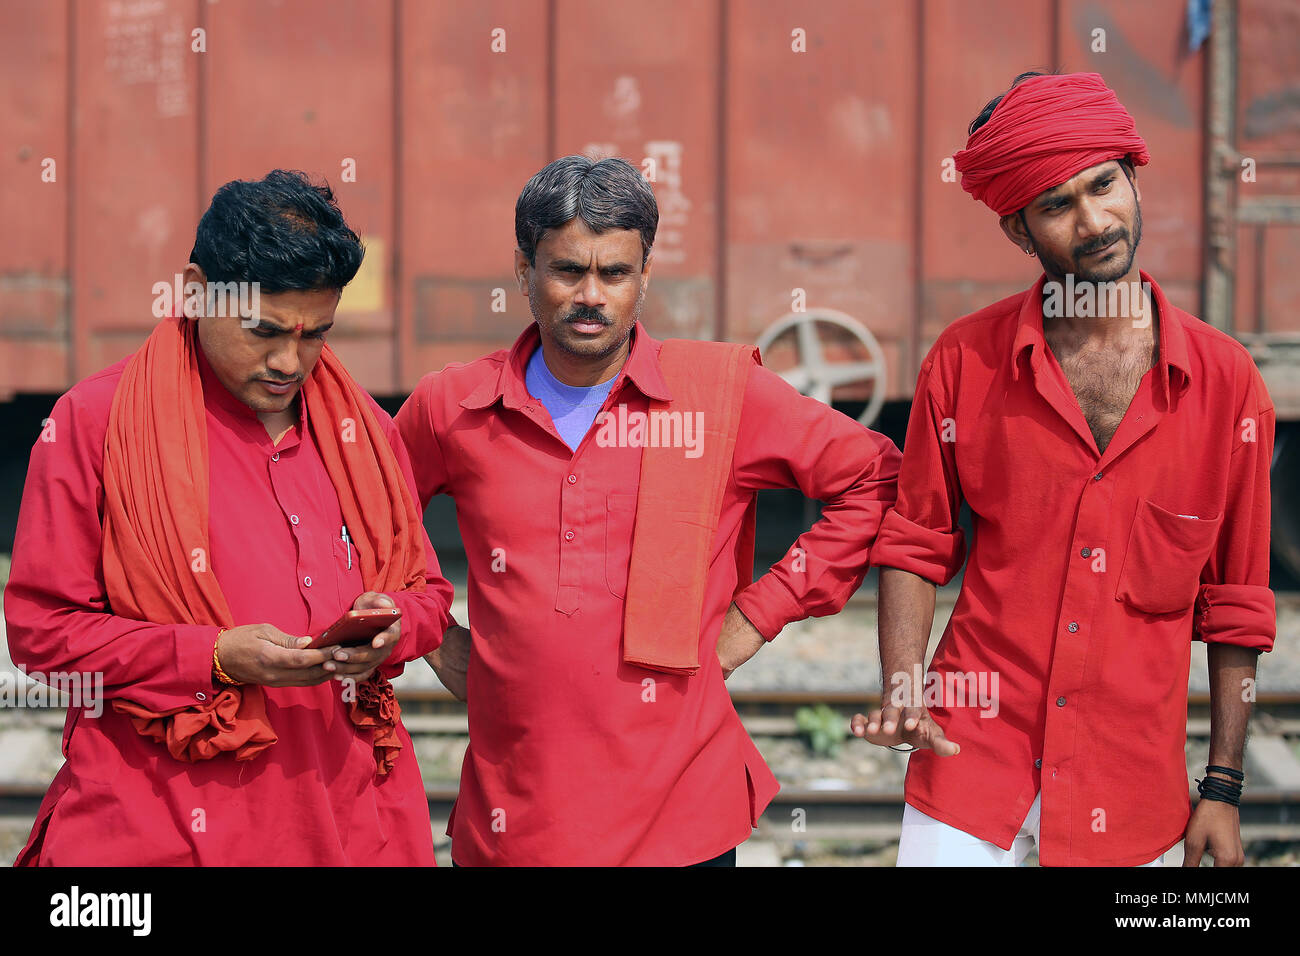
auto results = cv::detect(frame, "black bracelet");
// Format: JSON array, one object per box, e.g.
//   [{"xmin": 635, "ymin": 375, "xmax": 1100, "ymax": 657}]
[
  {"xmin": 1198, "ymin": 773, "xmax": 1243, "ymax": 794},
  {"xmin": 1198, "ymin": 777, "xmax": 1241, "ymax": 796},
  {"xmin": 1206, "ymin": 765, "xmax": 1245, "ymax": 782},
  {"xmin": 1197, "ymin": 785, "xmax": 1241, "ymax": 806},
  {"xmin": 1196, "ymin": 775, "xmax": 1243, "ymax": 807}
]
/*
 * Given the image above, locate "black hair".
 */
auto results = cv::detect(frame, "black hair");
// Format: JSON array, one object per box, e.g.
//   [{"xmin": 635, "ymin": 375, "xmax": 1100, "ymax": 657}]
[
  {"xmin": 515, "ymin": 155, "xmax": 658, "ymax": 267},
  {"xmin": 189, "ymin": 169, "xmax": 364, "ymax": 292}
]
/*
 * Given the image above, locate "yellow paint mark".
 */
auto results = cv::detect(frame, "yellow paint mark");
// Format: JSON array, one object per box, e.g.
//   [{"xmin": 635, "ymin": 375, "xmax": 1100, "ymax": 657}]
[{"xmin": 337, "ymin": 236, "xmax": 384, "ymax": 313}]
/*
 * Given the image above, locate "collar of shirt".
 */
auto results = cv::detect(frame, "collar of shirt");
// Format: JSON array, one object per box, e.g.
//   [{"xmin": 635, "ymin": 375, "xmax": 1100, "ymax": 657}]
[
  {"xmin": 196, "ymin": 337, "xmax": 309, "ymax": 453},
  {"xmin": 1010, "ymin": 269, "xmax": 1193, "ymax": 404},
  {"xmin": 459, "ymin": 321, "xmax": 672, "ymax": 412}
]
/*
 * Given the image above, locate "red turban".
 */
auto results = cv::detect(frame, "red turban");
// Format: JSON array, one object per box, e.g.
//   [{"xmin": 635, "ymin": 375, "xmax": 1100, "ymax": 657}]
[{"xmin": 953, "ymin": 72, "xmax": 1150, "ymax": 216}]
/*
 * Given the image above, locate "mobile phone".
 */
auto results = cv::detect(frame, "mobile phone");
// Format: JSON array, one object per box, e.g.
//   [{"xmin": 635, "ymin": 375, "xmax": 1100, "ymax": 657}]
[{"xmin": 308, "ymin": 608, "xmax": 401, "ymax": 650}]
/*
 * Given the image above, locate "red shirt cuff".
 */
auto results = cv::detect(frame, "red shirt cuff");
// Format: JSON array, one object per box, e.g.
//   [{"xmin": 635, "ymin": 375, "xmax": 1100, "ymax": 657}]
[
  {"xmin": 383, "ymin": 591, "xmax": 447, "ymax": 664},
  {"xmin": 1194, "ymin": 583, "xmax": 1276, "ymax": 651},
  {"xmin": 734, "ymin": 575, "xmax": 805, "ymax": 641},
  {"xmin": 122, "ymin": 623, "xmax": 224, "ymax": 711},
  {"xmin": 872, "ymin": 509, "xmax": 967, "ymax": 585}
]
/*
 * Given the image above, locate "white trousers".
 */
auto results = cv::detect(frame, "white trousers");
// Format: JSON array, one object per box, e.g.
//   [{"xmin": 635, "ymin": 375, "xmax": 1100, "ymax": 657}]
[{"xmin": 896, "ymin": 793, "xmax": 1167, "ymax": 867}]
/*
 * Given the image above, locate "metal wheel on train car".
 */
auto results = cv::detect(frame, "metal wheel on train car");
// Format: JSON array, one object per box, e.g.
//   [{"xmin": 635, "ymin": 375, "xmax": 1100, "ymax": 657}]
[{"xmin": 755, "ymin": 309, "xmax": 888, "ymax": 427}]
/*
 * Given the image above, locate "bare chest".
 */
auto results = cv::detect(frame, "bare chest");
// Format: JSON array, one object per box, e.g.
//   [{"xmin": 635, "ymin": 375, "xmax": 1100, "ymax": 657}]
[{"xmin": 1047, "ymin": 335, "xmax": 1156, "ymax": 453}]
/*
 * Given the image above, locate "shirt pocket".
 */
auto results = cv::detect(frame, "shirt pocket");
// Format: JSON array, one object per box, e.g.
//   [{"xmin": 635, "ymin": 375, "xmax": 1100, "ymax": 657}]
[
  {"xmin": 605, "ymin": 493, "xmax": 638, "ymax": 599},
  {"xmin": 1115, "ymin": 499, "xmax": 1222, "ymax": 615},
  {"xmin": 331, "ymin": 535, "xmax": 364, "ymax": 608}
]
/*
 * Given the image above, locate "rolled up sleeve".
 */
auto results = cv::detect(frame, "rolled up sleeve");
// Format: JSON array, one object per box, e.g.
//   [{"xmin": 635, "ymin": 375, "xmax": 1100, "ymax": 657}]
[
  {"xmin": 1195, "ymin": 370, "xmax": 1276, "ymax": 651},
  {"xmin": 872, "ymin": 350, "xmax": 967, "ymax": 586},
  {"xmin": 731, "ymin": 365, "xmax": 901, "ymax": 640}
]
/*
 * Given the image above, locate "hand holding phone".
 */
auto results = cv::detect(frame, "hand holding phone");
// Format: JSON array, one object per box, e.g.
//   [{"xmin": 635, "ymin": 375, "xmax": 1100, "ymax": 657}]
[{"xmin": 308, "ymin": 607, "xmax": 402, "ymax": 650}]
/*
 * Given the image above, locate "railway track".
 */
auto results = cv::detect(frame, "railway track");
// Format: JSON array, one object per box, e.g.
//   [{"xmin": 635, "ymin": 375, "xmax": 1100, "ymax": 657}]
[
  {"xmin": 392, "ymin": 688, "xmax": 1300, "ymax": 734},
  {"xmin": 5, "ymin": 688, "xmax": 1297, "ymax": 740}
]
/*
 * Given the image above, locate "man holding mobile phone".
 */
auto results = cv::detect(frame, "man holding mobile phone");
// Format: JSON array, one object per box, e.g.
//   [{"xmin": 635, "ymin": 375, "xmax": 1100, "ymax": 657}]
[{"xmin": 6, "ymin": 170, "xmax": 456, "ymax": 866}]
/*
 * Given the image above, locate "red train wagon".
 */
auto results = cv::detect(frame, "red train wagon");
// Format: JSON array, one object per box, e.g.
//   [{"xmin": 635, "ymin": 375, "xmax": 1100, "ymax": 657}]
[{"xmin": 1, "ymin": 0, "xmax": 1298, "ymax": 570}]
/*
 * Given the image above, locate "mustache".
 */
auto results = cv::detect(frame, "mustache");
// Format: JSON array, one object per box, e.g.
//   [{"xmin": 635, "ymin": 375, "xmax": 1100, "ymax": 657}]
[
  {"xmin": 256, "ymin": 374, "xmax": 303, "ymax": 385},
  {"xmin": 1074, "ymin": 228, "xmax": 1127, "ymax": 258},
  {"xmin": 564, "ymin": 307, "xmax": 610, "ymax": 325}
]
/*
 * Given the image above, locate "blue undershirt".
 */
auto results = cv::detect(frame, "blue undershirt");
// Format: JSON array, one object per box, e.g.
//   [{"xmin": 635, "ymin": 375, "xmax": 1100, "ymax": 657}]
[{"xmin": 525, "ymin": 346, "xmax": 619, "ymax": 451}]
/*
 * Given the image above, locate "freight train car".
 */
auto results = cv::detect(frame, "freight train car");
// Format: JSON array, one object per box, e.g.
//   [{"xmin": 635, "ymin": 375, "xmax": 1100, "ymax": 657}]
[{"xmin": 1, "ymin": 0, "xmax": 1297, "ymax": 571}]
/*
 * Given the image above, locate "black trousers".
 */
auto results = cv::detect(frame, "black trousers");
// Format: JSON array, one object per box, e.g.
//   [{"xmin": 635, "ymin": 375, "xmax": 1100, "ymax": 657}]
[
  {"xmin": 451, "ymin": 846, "xmax": 738, "ymax": 867},
  {"xmin": 689, "ymin": 847, "xmax": 737, "ymax": 867}
]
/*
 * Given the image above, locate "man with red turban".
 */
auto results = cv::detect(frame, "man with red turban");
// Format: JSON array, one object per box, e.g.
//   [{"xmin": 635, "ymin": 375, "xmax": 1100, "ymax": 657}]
[
  {"xmin": 6, "ymin": 170, "xmax": 456, "ymax": 865},
  {"xmin": 853, "ymin": 72, "xmax": 1274, "ymax": 866}
]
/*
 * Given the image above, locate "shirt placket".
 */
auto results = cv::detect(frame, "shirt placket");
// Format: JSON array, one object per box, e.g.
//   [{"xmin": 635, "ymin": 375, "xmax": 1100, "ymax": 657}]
[
  {"xmin": 514, "ymin": 397, "xmax": 585, "ymax": 616},
  {"xmin": 555, "ymin": 458, "xmax": 583, "ymax": 616},
  {"xmin": 265, "ymin": 440, "xmax": 327, "ymax": 626},
  {"xmin": 1038, "ymin": 463, "xmax": 1116, "ymax": 860},
  {"xmin": 524, "ymin": 380, "xmax": 633, "ymax": 618},
  {"xmin": 1033, "ymin": 357, "xmax": 1163, "ymax": 864}
]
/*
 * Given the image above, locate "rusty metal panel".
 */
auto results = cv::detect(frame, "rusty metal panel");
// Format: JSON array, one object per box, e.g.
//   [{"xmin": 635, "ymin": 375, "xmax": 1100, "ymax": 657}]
[
  {"xmin": 398, "ymin": 0, "xmax": 549, "ymax": 389},
  {"xmin": 1, "ymin": 0, "xmax": 1296, "ymax": 413},
  {"xmin": 1059, "ymin": 0, "xmax": 1205, "ymax": 314},
  {"xmin": 71, "ymin": 0, "xmax": 199, "ymax": 381},
  {"xmin": 0, "ymin": 0, "xmax": 70, "ymax": 397},
  {"xmin": 203, "ymin": 0, "xmax": 396, "ymax": 391},
  {"xmin": 1235, "ymin": 222, "xmax": 1262, "ymax": 333},
  {"xmin": 726, "ymin": 0, "xmax": 917, "ymax": 402},
  {"xmin": 1263, "ymin": 224, "xmax": 1300, "ymax": 334},
  {"xmin": 1236, "ymin": 0, "xmax": 1300, "ymax": 337},
  {"xmin": 553, "ymin": 0, "xmax": 720, "ymax": 344},
  {"xmin": 920, "ymin": 0, "xmax": 1055, "ymax": 380},
  {"xmin": 1238, "ymin": 0, "xmax": 1300, "ymax": 165}
]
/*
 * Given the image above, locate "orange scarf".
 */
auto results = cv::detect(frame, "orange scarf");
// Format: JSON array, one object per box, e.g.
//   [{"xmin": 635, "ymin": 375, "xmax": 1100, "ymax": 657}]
[
  {"xmin": 101, "ymin": 316, "xmax": 427, "ymax": 774},
  {"xmin": 622, "ymin": 340, "xmax": 759, "ymax": 674}
]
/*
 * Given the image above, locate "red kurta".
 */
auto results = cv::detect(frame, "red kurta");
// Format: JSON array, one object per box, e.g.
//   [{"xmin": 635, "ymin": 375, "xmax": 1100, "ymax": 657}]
[
  {"xmin": 6, "ymin": 345, "xmax": 455, "ymax": 865},
  {"xmin": 872, "ymin": 272, "xmax": 1276, "ymax": 866},
  {"xmin": 396, "ymin": 322, "xmax": 901, "ymax": 865}
]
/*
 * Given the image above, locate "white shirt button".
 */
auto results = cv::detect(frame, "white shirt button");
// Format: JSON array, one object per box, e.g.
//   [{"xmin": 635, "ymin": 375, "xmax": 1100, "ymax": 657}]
[
  {"xmin": 303, "ymin": 576, "xmax": 313, "ymax": 587},
  {"xmin": 564, "ymin": 530, "xmax": 575, "ymax": 541},
  {"xmin": 271, "ymin": 453, "xmax": 280, "ymax": 462},
  {"xmin": 196, "ymin": 692, "xmax": 208, "ymax": 702},
  {"xmin": 290, "ymin": 514, "xmax": 299, "ymax": 525},
  {"xmin": 567, "ymin": 474, "xmax": 577, "ymax": 484}
]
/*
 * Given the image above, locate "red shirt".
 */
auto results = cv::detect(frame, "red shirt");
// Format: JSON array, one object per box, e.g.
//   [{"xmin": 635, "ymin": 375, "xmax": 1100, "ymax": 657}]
[
  {"xmin": 396, "ymin": 322, "xmax": 900, "ymax": 865},
  {"xmin": 872, "ymin": 272, "xmax": 1276, "ymax": 866},
  {"xmin": 5, "ymin": 346, "xmax": 455, "ymax": 865}
]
